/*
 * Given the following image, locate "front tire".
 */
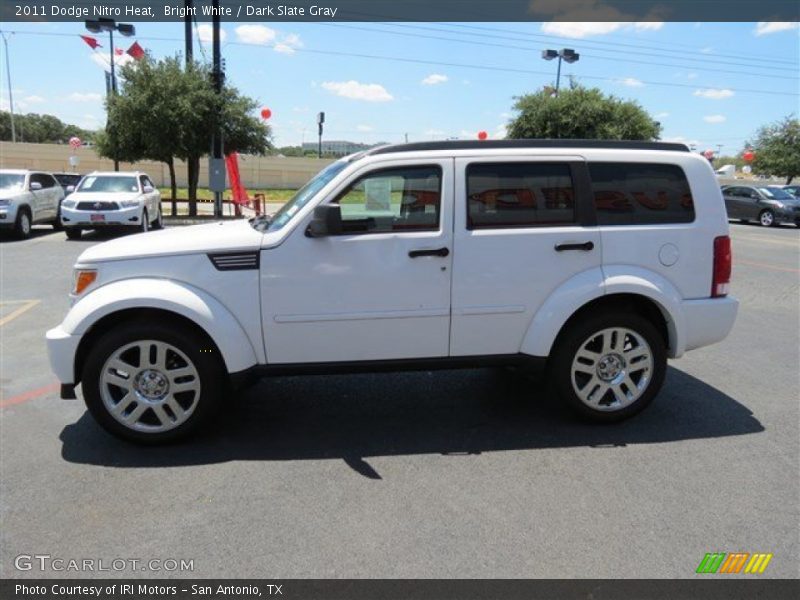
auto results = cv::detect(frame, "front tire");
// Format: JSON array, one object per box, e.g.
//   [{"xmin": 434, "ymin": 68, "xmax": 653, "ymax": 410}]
[
  {"xmin": 759, "ymin": 210, "xmax": 776, "ymax": 227},
  {"xmin": 65, "ymin": 227, "xmax": 82, "ymax": 240},
  {"xmin": 139, "ymin": 209, "xmax": 150, "ymax": 233},
  {"xmin": 550, "ymin": 312, "xmax": 667, "ymax": 422},
  {"xmin": 14, "ymin": 208, "xmax": 32, "ymax": 240},
  {"xmin": 81, "ymin": 320, "xmax": 226, "ymax": 443},
  {"xmin": 152, "ymin": 206, "xmax": 163, "ymax": 229}
]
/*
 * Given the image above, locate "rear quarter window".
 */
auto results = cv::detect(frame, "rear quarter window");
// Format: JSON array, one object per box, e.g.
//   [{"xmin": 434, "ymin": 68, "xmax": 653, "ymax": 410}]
[{"xmin": 589, "ymin": 162, "xmax": 695, "ymax": 225}]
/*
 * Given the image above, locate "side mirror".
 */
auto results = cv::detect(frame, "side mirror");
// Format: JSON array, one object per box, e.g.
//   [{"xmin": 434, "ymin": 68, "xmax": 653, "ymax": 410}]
[
  {"xmin": 29, "ymin": 182, "xmax": 42, "ymax": 191},
  {"xmin": 143, "ymin": 185, "xmax": 154, "ymax": 193},
  {"xmin": 66, "ymin": 185, "xmax": 75, "ymax": 193},
  {"xmin": 305, "ymin": 204, "xmax": 342, "ymax": 237}
]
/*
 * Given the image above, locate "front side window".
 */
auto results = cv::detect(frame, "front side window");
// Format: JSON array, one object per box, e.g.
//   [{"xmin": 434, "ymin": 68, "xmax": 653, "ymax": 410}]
[
  {"xmin": 589, "ymin": 162, "xmax": 695, "ymax": 225},
  {"xmin": 467, "ymin": 162, "xmax": 575, "ymax": 229},
  {"xmin": 333, "ymin": 166, "xmax": 442, "ymax": 234},
  {"xmin": 78, "ymin": 176, "xmax": 140, "ymax": 193}
]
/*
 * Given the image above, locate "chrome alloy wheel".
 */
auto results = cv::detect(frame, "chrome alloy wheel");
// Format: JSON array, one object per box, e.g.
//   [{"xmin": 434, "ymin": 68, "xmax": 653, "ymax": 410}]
[
  {"xmin": 99, "ymin": 340, "xmax": 201, "ymax": 432},
  {"xmin": 570, "ymin": 327, "xmax": 653, "ymax": 411}
]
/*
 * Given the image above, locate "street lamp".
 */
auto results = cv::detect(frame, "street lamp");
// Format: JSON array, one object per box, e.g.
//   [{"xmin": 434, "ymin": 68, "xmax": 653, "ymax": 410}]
[
  {"xmin": 85, "ymin": 17, "xmax": 135, "ymax": 171},
  {"xmin": 541, "ymin": 48, "xmax": 580, "ymax": 95}
]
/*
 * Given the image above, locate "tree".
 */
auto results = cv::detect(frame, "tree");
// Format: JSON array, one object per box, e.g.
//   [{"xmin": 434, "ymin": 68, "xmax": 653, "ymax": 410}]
[
  {"xmin": 749, "ymin": 116, "xmax": 800, "ymax": 184},
  {"xmin": 506, "ymin": 85, "xmax": 661, "ymax": 140},
  {"xmin": 0, "ymin": 110, "xmax": 93, "ymax": 143},
  {"xmin": 96, "ymin": 55, "xmax": 272, "ymax": 214}
]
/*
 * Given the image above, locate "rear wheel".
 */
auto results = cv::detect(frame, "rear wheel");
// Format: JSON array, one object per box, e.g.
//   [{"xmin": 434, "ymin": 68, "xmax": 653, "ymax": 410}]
[
  {"xmin": 65, "ymin": 227, "xmax": 82, "ymax": 240},
  {"xmin": 81, "ymin": 320, "xmax": 226, "ymax": 444},
  {"xmin": 550, "ymin": 312, "xmax": 667, "ymax": 422},
  {"xmin": 14, "ymin": 208, "xmax": 32, "ymax": 240}
]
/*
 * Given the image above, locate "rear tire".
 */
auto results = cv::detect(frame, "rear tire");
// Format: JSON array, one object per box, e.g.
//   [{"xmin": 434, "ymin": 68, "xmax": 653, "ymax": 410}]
[
  {"xmin": 65, "ymin": 227, "xmax": 82, "ymax": 240},
  {"xmin": 14, "ymin": 208, "xmax": 32, "ymax": 240},
  {"xmin": 81, "ymin": 320, "xmax": 226, "ymax": 444},
  {"xmin": 550, "ymin": 312, "xmax": 667, "ymax": 422}
]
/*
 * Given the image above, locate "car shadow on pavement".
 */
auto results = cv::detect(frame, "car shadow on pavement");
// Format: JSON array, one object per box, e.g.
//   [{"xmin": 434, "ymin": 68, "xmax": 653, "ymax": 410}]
[{"xmin": 60, "ymin": 366, "xmax": 764, "ymax": 476}]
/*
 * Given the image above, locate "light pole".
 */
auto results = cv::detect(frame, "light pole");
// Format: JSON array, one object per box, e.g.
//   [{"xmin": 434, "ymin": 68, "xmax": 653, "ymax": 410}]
[
  {"xmin": 541, "ymin": 48, "xmax": 580, "ymax": 95},
  {"xmin": 1, "ymin": 31, "xmax": 16, "ymax": 143},
  {"xmin": 317, "ymin": 112, "xmax": 325, "ymax": 158},
  {"xmin": 85, "ymin": 18, "xmax": 135, "ymax": 171}
]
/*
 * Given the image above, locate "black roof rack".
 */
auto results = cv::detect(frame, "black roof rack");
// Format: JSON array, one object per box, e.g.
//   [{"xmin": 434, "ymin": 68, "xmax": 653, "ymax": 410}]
[{"xmin": 367, "ymin": 139, "xmax": 689, "ymax": 155}]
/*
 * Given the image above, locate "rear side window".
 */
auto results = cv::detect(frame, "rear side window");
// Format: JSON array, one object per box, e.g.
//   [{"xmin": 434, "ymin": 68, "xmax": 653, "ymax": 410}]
[
  {"xmin": 589, "ymin": 163, "xmax": 694, "ymax": 225},
  {"xmin": 467, "ymin": 162, "xmax": 576, "ymax": 229}
]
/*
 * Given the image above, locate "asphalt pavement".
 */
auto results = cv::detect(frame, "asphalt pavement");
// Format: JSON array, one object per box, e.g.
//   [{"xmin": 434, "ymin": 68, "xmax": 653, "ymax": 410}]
[{"xmin": 0, "ymin": 222, "xmax": 798, "ymax": 579}]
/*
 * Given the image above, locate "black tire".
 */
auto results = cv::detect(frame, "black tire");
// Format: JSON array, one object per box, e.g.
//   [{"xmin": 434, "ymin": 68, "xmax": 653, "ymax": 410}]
[
  {"xmin": 739, "ymin": 219, "xmax": 749, "ymax": 224},
  {"xmin": 550, "ymin": 311, "xmax": 667, "ymax": 423},
  {"xmin": 65, "ymin": 227, "xmax": 82, "ymax": 240},
  {"xmin": 52, "ymin": 205, "xmax": 64, "ymax": 230},
  {"xmin": 759, "ymin": 209, "xmax": 776, "ymax": 227},
  {"xmin": 81, "ymin": 320, "xmax": 226, "ymax": 444},
  {"xmin": 139, "ymin": 209, "xmax": 149, "ymax": 233},
  {"xmin": 152, "ymin": 206, "xmax": 163, "ymax": 230},
  {"xmin": 14, "ymin": 207, "xmax": 32, "ymax": 240}
]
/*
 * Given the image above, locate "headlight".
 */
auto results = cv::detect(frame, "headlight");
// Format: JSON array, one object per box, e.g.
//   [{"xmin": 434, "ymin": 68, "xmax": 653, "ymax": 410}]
[
  {"xmin": 72, "ymin": 269, "xmax": 97, "ymax": 295},
  {"xmin": 62, "ymin": 199, "xmax": 76, "ymax": 208},
  {"xmin": 774, "ymin": 202, "xmax": 786, "ymax": 209},
  {"xmin": 119, "ymin": 198, "xmax": 141, "ymax": 207}
]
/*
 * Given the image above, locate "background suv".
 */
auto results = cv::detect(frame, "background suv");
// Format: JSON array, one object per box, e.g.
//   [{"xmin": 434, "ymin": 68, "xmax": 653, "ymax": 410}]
[
  {"xmin": 0, "ymin": 169, "xmax": 64, "ymax": 239},
  {"xmin": 60, "ymin": 171, "xmax": 163, "ymax": 239}
]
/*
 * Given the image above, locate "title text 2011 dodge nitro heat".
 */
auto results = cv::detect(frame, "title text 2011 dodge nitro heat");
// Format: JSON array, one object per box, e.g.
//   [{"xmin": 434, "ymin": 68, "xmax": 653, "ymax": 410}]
[{"xmin": 46, "ymin": 140, "xmax": 738, "ymax": 443}]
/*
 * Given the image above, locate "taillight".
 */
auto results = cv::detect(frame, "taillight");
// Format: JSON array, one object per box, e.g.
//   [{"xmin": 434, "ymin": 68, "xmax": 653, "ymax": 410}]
[{"xmin": 712, "ymin": 236, "xmax": 731, "ymax": 298}]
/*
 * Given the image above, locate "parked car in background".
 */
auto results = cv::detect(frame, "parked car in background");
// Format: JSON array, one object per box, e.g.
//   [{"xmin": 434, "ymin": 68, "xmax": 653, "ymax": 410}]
[
  {"xmin": 780, "ymin": 184, "xmax": 800, "ymax": 198},
  {"xmin": 60, "ymin": 171, "xmax": 162, "ymax": 240},
  {"xmin": 53, "ymin": 172, "xmax": 84, "ymax": 195},
  {"xmin": 46, "ymin": 140, "xmax": 738, "ymax": 443},
  {"xmin": 721, "ymin": 184, "xmax": 800, "ymax": 227},
  {"xmin": 0, "ymin": 169, "xmax": 65, "ymax": 239}
]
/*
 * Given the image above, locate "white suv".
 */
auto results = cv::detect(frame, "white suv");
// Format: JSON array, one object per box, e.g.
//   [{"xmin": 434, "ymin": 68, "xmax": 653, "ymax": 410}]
[
  {"xmin": 0, "ymin": 169, "xmax": 65, "ymax": 239},
  {"xmin": 60, "ymin": 171, "xmax": 162, "ymax": 239},
  {"xmin": 46, "ymin": 141, "xmax": 738, "ymax": 443}
]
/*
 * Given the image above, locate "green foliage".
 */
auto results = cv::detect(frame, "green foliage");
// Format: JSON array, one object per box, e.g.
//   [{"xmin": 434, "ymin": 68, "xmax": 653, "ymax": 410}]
[
  {"xmin": 749, "ymin": 115, "xmax": 800, "ymax": 184},
  {"xmin": 506, "ymin": 85, "xmax": 661, "ymax": 140},
  {"xmin": 0, "ymin": 110, "xmax": 93, "ymax": 144}
]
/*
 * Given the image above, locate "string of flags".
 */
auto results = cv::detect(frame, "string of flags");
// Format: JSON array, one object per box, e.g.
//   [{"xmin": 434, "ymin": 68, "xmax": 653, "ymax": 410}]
[{"xmin": 80, "ymin": 35, "xmax": 145, "ymax": 60}]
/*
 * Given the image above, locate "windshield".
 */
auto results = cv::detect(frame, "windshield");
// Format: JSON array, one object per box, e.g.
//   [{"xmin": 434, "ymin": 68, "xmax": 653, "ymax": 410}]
[
  {"xmin": 263, "ymin": 160, "xmax": 350, "ymax": 232},
  {"xmin": 77, "ymin": 176, "xmax": 140, "ymax": 193},
  {"xmin": 759, "ymin": 187, "xmax": 794, "ymax": 200},
  {"xmin": 0, "ymin": 174, "xmax": 25, "ymax": 191}
]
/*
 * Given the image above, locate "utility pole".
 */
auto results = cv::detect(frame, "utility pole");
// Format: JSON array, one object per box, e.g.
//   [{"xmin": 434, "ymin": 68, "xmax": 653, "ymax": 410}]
[
  {"xmin": 1, "ymin": 31, "xmax": 16, "ymax": 142},
  {"xmin": 317, "ymin": 112, "xmax": 325, "ymax": 158},
  {"xmin": 184, "ymin": 0, "xmax": 193, "ymax": 64},
  {"xmin": 211, "ymin": 0, "xmax": 224, "ymax": 217}
]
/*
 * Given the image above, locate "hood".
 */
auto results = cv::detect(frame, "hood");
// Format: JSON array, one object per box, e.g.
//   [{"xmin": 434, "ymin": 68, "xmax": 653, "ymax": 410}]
[
  {"xmin": 68, "ymin": 191, "xmax": 141, "ymax": 203},
  {"xmin": 77, "ymin": 220, "xmax": 265, "ymax": 264},
  {"xmin": 0, "ymin": 189, "xmax": 27, "ymax": 201}
]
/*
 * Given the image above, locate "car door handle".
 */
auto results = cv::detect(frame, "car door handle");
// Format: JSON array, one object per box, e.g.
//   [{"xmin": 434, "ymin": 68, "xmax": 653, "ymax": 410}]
[
  {"xmin": 409, "ymin": 247, "xmax": 450, "ymax": 258},
  {"xmin": 554, "ymin": 241, "xmax": 595, "ymax": 252}
]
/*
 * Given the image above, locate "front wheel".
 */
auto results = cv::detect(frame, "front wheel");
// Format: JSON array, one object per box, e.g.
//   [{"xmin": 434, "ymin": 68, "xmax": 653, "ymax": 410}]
[
  {"xmin": 139, "ymin": 209, "xmax": 150, "ymax": 233},
  {"xmin": 81, "ymin": 321, "xmax": 226, "ymax": 443},
  {"xmin": 14, "ymin": 208, "xmax": 32, "ymax": 240},
  {"xmin": 152, "ymin": 206, "xmax": 163, "ymax": 229},
  {"xmin": 759, "ymin": 210, "xmax": 775, "ymax": 227},
  {"xmin": 65, "ymin": 227, "xmax": 82, "ymax": 240},
  {"xmin": 550, "ymin": 312, "xmax": 667, "ymax": 422}
]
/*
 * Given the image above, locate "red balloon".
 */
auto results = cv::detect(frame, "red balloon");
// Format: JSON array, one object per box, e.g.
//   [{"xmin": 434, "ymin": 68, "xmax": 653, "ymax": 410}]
[
  {"xmin": 743, "ymin": 150, "xmax": 755, "ymax": 162},
  {"xmin": 260, "ymin": 108, "xmax": 272, "ymax": 120},
  {"xmin": 703, "ymin": 149, "xmax": 715, "ymax": 159},
  {"xmin": 477, "ymin": 131, "xmax": 488, "ymax": 140}
]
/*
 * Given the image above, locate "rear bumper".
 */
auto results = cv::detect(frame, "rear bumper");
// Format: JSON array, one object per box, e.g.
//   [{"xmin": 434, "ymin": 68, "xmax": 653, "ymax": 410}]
[
  {"xmin": 46, "ymin": 325, "xmax": 81, "ymax": 386},
  {"xmin": 681, "ymin": 296, "xmax": 739, "ymax": 354}
]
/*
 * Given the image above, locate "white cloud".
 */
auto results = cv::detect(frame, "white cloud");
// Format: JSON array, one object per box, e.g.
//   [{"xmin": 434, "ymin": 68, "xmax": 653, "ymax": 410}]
[
  {"xmin": 89, "ymin": 51, "xmax": 134, "ymax": 72},
  {"xmin": 494, "ymin": 123, "xmax": 508, "ymax": 139},
  {"xmin": 755, "ymin": 22, "xmax": 800, "ymax": 36},
  {"xmin": 700, "ymin": 47, "xmax": 713, "ymax": 54},
  {"xmin": 67, "ymin": 92, "xmax": 102, "ymax": 102},
  {"xmin": 273, "ymin": 44, "xmax": 296, "ymax": 55},
  {"xmin": 197, "ymin": 24, "xmax": 226, "ymax": 43},
  {"xmin": 235, "ymin": 25, "xmax": 276, "ymax": 45},
  {"xmin": 694, "ymin": 88, "xmax": 734, "ymax": 100},
  {"xmin": 321, "ymin": 80, "xmax": 393, "ymax": 102},
  {"xmin": 22, "ymin": 95, "xmax": 45, "ymax": 104},
  {"xmin": 618, "ymin": 77, "xmax": 644, "ymax": 87},
  {"xmin": 532, "ymin": 0, "xmax": 665, "ymax": 37},
  {"xmin": 425, "ymin": 128, "xmax": 445, "ymax": 137},
  {"xmin": 655, "ymin": 112, "xmax": 670, "ymax": 119},
  {"xmin": 704, "ymin": 114, "xmax": 727, "ymax": 124},
  {"xmin": 421, "ymin": 73, "xmax": 448, "ymax": 85},
  {"xmin": 356, "ymin": 124, "xmax": 374, "ymax": 132}
]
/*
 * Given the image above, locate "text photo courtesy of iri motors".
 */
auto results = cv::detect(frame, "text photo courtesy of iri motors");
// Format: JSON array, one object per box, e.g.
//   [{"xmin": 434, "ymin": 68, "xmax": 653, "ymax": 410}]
[{"xmin": 0, "ymin": 1, "xmax": 798, "ymax": 599}]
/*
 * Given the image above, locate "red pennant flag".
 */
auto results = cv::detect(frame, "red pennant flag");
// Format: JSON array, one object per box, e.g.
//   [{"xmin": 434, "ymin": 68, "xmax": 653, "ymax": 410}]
[
  {"xmin": 80, "ymin": 35, "xmax": 101, "ymax": 50},
  {"xmin": 126, "ymin": 41, "xmax": 145, "ymax": 60}
]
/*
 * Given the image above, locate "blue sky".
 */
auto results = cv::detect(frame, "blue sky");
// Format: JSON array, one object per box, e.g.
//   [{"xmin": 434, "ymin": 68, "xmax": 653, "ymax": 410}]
[{"xmin": 1, "ymin": 20, "xmax": 798, "ymax": 154}]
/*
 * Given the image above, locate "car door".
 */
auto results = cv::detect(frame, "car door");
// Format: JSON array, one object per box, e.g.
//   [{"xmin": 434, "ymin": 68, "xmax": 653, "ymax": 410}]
[
  {"xmin": 449, "ymin": 156, "xmax": 601, "ymax": 356},
  {"xmin": 28, "ymin": 173, "xmax": 50, "ymax": 222},
  {"xmin": 261, "ymin": 158, "xmax": 454, "ymax": 364},
  {"xmin": 44, "ymin": 174, "xmax": 63, "ymax": 219},
  {"xmin": 721, "ymin": 187, "xmax": 739, "ymax": 218},
  {"xmin": 140, "ymin": 175, "xmax": 158, "ymax": 216},
  {"xmin": 743, "ymin": 188, "xmax": 763, "ymax": 220}
]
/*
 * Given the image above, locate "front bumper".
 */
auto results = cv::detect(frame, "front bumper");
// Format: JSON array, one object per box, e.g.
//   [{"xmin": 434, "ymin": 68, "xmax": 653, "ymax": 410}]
[
  {"xmin": 774, "ymin": 208, "xmax": 800, "ymax": 224},
  {"xmin": 61, "ymin": 205, "xmax": 142, "ymax": 227},
  {"xmin": 682, "ymin": 296, "xmax": 739, "ymax": 353},
  {"xmin": 0, "ymin": 203, "xmax": 20, "ymax": 227},
  {"xmin": 46, "ymin": 325, "xmax": 81, "ymax": 386}
]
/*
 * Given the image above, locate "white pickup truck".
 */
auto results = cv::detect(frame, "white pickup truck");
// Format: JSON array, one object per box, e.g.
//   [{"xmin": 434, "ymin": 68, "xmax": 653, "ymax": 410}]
[{"xmin": 46, "ymin": 140, "xmax": 738, "ymax": 443}]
